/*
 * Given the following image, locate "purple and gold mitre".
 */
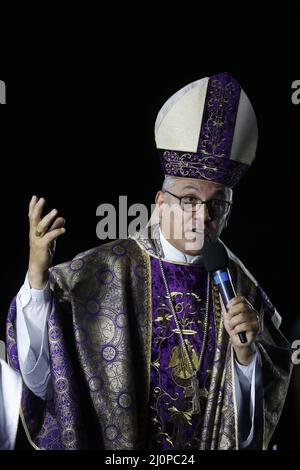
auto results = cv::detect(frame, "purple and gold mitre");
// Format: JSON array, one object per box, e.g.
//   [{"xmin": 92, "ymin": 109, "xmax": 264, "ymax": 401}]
[{"xmin": 155, "ymin": 72, "xmax": 258, "ymax": 187}]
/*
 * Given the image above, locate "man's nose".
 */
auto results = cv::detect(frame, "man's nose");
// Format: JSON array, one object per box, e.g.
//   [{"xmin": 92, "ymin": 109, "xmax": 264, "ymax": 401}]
[{"xmin": 194, "ymin": 203, "xmax": 212, "ymax": 223}]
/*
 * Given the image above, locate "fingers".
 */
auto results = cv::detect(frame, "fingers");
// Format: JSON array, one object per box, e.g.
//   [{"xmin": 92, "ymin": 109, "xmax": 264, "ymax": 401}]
[
  {"xmin": 44, "ymin": 227, "xmax": 66, "ymax": 244},
  {"xmin": 227, "ymin": 296, "xmax": 254, "ymax": 315},
  {"xmin": 49, "ymin": 217, "xmax": 65, "ymax": 232},
  {"xmin": 225, "ymin": 298, "xmax": 259, "ymax": 348},
  {"xmin": 28, "ymin": 196, "xmax": 66, "ymax": 238},
  {"xmin": 228, "ymin": 304, "xmax": 253, "ymax": 319},
  {"xmin": 36, "ymin": 208, "xmax": 59, "ymax": 234},
  {"xmin": 228, "ymin": 315, "xmax": 259, "ymax": 334},
  {"xmin": 225, "ymin": 295, "xmax": 259, "ymax": 337},
  {"xmin": 227, "ymin": 295, "xmax": 249, "ymax": 309},
  {"xmin": 29, "ymin": 196, "xmax": 47, "ymax": 227},
  {"xmin": 28, "ymin": 195, "xmax": 38, "ymax": 217},
  {"xmin": 228, "ymin": 307, "xmax": 256, "ymax": 326},
  {"xmin": 232, "ymin": 322, "xmax": 258, "ymax": 339}
]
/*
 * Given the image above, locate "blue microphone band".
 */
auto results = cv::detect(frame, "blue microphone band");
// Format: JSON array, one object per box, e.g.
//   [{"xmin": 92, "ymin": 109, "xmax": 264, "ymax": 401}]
[{"xmin": 213, "ymin": 271, "xmax": 230, "ymax": 285}]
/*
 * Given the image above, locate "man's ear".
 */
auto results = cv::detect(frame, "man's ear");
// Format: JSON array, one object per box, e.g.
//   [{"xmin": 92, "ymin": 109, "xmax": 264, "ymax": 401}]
[{"xmin": 155, "ymin": 190, "xmax": 165, "ymax": 218}]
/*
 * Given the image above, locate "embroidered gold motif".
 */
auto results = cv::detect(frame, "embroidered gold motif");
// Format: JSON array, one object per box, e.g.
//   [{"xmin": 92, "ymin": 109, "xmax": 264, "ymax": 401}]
[{"xmin": 168, "ymin": 341, "xmax": 199, "ymax": 382}]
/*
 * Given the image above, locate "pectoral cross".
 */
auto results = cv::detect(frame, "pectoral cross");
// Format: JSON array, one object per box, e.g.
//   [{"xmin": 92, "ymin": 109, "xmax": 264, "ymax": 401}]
[{"xmin": 185, "ymin": 373, "xmax": 208, "ymax": 415}]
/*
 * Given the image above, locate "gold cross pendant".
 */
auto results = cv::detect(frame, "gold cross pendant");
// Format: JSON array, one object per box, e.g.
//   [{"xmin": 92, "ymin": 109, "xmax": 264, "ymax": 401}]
[{"xmin": 191, "ymin": 375, "xmax": 208, "ymax": 415}]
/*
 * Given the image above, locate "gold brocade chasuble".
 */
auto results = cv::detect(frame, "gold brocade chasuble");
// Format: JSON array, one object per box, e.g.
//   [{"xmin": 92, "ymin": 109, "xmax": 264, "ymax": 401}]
[{"xmin": 8, "ymin": 224, "xmax": 292, "ymax": 449}]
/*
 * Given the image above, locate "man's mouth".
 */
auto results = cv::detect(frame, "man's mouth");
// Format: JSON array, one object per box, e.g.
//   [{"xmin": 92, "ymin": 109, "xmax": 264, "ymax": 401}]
[{"xmin": 190, "ymin": 229, "xmax": 211, "ymax": 240}]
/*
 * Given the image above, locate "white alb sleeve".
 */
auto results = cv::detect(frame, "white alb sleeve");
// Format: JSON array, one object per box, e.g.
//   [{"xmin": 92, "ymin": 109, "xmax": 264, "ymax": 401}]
[
  {"xmin": 16, "ymin": 273, "xmax": 52, "ymax": 400},
  {"xmin": 234, "ymin": 347, "xmax": 261, "ymax": 448}
]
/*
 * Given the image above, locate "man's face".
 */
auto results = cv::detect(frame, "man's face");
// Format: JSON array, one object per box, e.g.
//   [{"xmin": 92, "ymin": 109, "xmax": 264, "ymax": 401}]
[{"xmin": 155, "ymin": 178, "xmax": 232, "ymax": 255}]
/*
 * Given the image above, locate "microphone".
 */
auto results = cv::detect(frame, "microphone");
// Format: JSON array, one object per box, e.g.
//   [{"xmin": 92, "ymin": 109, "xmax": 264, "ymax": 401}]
[{"xmin": 202, "ymin": 240, "xmax": 247, "ymax": 344}]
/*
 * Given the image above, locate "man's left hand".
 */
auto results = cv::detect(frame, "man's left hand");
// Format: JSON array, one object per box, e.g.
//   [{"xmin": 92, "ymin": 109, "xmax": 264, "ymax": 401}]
[{"xmin": 223, "ymin": 295, "xmax": 260, "ymax": 365}]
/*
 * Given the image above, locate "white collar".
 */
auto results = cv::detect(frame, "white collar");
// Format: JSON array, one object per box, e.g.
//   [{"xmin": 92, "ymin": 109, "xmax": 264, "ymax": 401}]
[{"xmin": 159, "ymin": 227, "xmax": 203, "ymax": 264}]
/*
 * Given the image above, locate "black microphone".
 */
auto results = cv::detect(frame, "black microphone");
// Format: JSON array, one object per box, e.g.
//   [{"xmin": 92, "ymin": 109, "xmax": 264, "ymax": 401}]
[{"xmin": 202, "ymin": 240, "xmax": 247, "ymax": 344}]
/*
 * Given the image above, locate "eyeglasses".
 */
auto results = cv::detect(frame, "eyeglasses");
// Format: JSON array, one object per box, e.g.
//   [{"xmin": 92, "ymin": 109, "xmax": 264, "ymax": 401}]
[{"xmin": 164, "ymin": 190, "xmax": 232, "ymax": 220}]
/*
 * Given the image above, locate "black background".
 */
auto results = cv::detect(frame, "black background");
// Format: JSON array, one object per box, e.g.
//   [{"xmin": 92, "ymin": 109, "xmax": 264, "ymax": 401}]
[{"xmin": 0, "ymin": 2, "xmax": 299, "ymax": 452}]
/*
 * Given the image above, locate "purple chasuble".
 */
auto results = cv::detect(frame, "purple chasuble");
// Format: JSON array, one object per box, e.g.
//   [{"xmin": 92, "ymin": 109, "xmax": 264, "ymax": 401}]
[{"xmin": 148, "ymin": 257, "xmax": 216, "ymax": 449}]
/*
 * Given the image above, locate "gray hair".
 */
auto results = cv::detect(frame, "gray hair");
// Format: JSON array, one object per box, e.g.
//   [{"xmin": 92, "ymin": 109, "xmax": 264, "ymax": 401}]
[
  {"xmin": 161, "ymin": 176, "xmax": 178, "ymax": 192},
  {"xmin": 162, "ymin": 176, "xmax": 233, "ymax": 200}
]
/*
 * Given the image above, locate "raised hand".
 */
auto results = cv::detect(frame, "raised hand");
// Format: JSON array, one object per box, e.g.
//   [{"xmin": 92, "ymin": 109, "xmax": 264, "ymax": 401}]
[{"xmin": 28, "ymin": 195, "xmax": 66, "ymax": 289}]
